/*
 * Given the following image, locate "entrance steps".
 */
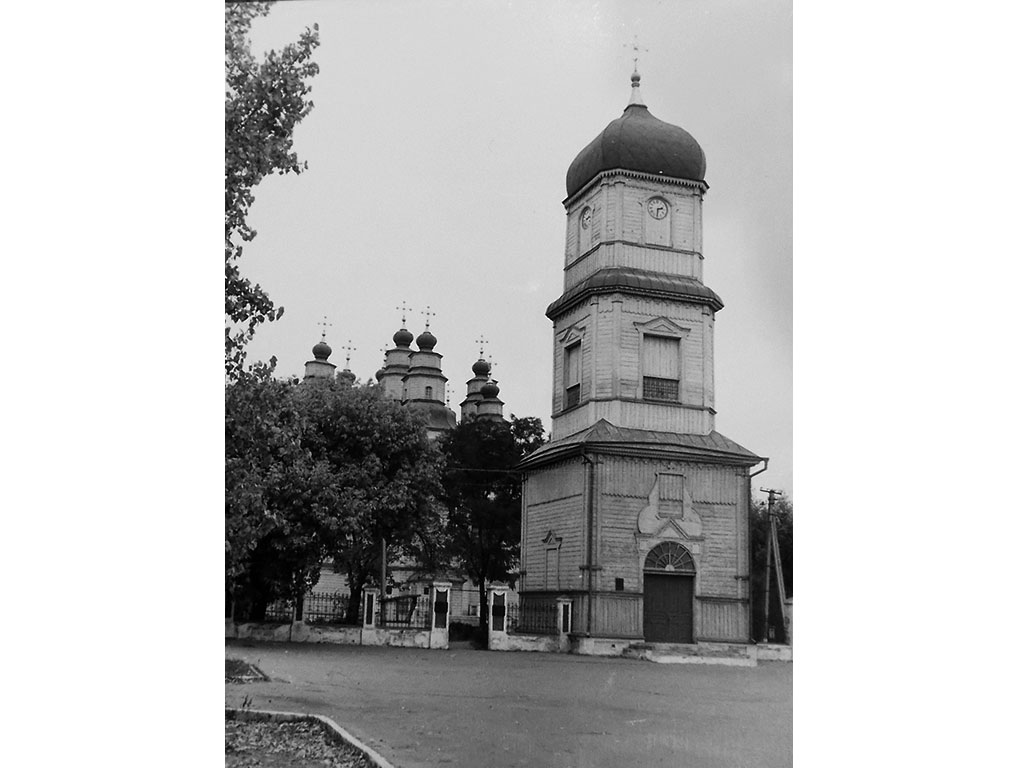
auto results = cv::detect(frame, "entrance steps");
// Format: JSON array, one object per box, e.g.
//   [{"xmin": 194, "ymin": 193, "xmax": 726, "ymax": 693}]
[{"xmin": 622, "ymin": 641, "xmax": 767, "ymax": 666}]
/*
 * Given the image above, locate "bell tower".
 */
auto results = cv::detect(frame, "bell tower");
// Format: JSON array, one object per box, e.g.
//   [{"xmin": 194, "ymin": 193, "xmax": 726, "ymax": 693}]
[
  {"xmin": 518, "ymin": 69, "xmax": 765, "ymax": 649},
  {"xmin": 549, "ymin": 68, "xmax": 722, "ymax": 442}
]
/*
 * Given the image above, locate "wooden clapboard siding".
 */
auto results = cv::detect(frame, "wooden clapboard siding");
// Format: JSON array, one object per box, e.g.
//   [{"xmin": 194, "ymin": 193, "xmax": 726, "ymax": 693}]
[
  {"xmin": 593, "ymin": 593, "xmax": 642, "ymax": 637},
  {"xmin": 522, "ymin": 460, "xmax": 585, "ymax": 592},
  {"xmin": 564, "ymin": 243, "xmax": 703, "ymax": 288},
  {"xmin": 697, "ymin": 597, "xmax": 745, "ymax": 641}
]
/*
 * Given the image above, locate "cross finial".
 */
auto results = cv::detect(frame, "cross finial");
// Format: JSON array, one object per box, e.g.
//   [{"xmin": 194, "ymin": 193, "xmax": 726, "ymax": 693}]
[
  {"xmin": 422, "ymin": 305, "xmax": 436, "ymax": 330},
  {"xmin": 624, "ymin": 35, "xmax": 648, "ymax": 72},
  {"xmin": 395, "ymin": 301, "xmax": 411, "ymax": 326},
  {"xmin": 475, "ymin": 335, "xmax": 488, "ymax": 358},
  {"xmin": 340, "ymin": 340, "xmax": 356, "ymax": 367},
  {"xmin": 317, "ymin": 316, "xmax": 332, "ymax": 341},
  {"xmin": 488, "ymin": 357, "xmax": 497, "ymax": 374}
]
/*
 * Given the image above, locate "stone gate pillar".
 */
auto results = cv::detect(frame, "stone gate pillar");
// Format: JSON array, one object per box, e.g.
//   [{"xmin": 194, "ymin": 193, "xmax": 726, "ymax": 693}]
[
  {"xmin": 362, "ymin": 588, "xmax": 380, "ymax": 628},
  {"xmin": 556, "ymin": 595, "xmax": 573, "ymax": 652},
  {"xmin": 429, "ymin": 581, "xmax": 451, "ymax": 649},
  {"xmin": 487, "ymin": 587, "xmax": 509, "ymax": 649}
]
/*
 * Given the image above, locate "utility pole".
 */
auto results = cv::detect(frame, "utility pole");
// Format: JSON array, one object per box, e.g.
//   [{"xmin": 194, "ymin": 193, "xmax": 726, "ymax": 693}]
[{"xmin": 759, "ymin": 488, "xmax": 788, "ymax": 643}]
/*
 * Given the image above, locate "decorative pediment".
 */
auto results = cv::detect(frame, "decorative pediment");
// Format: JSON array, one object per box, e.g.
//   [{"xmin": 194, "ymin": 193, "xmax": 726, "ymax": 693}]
[
  {"xmin": 636, "ymin": 473, "xmax": 703, "ymax": 541},
  {"xmin": 558, "ymin": 323, "xmax": 588, "ymax": 346},
  {"xmin": 633, "ymin": 316, "xmax": 691, "ymax": 339},
  {"xmin": 541, "ymin": 530, "xmax": 562, "ymax": 547}
]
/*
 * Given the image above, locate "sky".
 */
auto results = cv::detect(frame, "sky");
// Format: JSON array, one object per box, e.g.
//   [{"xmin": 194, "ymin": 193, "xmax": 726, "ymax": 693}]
[{"xmin": 239, "ymin": 0, "xmax": 793, "ymax": 496}]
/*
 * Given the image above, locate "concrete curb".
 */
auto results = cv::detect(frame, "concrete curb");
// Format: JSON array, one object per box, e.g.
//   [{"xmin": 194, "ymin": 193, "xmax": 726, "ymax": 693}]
[{"xmin": 226, "ymin": 707, "xmax": 396, "ymax": 768}]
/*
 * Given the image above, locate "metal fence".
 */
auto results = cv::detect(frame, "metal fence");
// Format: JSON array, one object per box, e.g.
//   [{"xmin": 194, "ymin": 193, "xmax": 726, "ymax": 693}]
[
  {"xmin": 379, "ymin": 593, "xmax": 432, "ymax": 629},
  {"xmin": 262, "ymin": 592, "xmax": 358, "ymax": 625},
  {"xmin": 506, "ymin": 601, "xmax": 559, "ymax": 636}
]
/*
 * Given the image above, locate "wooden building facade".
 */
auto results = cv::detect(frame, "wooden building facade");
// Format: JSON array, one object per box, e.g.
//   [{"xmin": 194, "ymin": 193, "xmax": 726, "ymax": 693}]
[{"xmin": 518, "ymin": 70, "xmax": 765, "ymax": 646}]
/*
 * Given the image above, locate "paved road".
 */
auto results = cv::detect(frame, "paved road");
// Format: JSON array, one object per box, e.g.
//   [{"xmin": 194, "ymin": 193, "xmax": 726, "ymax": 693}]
[{"xmin": 225, "ymin": 640, "xmax": 791, "ymax": 768}]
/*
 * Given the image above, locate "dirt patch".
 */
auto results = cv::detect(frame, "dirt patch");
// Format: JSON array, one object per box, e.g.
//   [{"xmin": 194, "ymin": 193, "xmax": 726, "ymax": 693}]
[{"xmin": 225, "ymin": 718, "xmax": 374, "ymax": 768}]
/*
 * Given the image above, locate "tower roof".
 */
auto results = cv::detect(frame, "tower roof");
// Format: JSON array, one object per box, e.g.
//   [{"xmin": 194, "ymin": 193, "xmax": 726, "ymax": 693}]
[{"xmin": 565, "ymin": 71, "xmax": 706, "ymax": 200}]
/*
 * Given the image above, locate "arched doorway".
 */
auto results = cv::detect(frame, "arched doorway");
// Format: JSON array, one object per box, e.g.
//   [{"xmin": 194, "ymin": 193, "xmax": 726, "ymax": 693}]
[{"xmin": 643, "ymin": 542, "xmax": 696, "ymax": 643}]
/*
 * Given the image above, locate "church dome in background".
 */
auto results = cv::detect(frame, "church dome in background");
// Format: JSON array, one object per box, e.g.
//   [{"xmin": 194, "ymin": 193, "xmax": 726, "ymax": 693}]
[
  {"xmin": 393, "ymin": 327, "xmax": 414, "ymax": 347},
  {"xmin": 472, "ymin": 358, "xmax": 490, "ymax": 377},
  {"xmin": 565, "ymin": 72, "xmax": 706, "ymax": 199},
  {"xmin": 312, "ymin": 340, "xmax": 332, "ymax": 361},
  {"xmin": 416, "ymin": 330, "xmax": 437, "ymax": 351},
  {"xmin": 481, "ymin": 379, "xmax": 499, "ymax": 398}
]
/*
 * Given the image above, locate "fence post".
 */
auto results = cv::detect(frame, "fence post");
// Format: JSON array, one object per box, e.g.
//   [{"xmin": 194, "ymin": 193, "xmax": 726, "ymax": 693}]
[
  {"xmin": 430, "ymin": 581, "xmax": 451, "ymax": 649},
  {"xmin": 784, "ymin": 598, "xmax": 793, "ymax": 646}
]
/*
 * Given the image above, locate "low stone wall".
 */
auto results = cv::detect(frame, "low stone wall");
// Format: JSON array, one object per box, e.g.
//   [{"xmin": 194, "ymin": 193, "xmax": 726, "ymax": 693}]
[
  {"xmin": 227, "ymin": 621, "xmax": 446, "ymax": 650},
  {"xmin": 569, "ymin": 635, "xmax": 635, "ymax": 657},
  {"xmin": 489, "ymin": 632, "xmax": 566, "ymax": 653},
  {"xmin": 754, "ymin": 643, "xmax": 793, "ymax": 662}
]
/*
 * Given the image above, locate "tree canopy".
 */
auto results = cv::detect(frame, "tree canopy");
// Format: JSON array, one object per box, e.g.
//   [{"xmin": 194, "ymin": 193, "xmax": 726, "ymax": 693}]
[
  {"xmin": 225, "ymin": 2, "xmax": 320, "ymax": 379},
  {"xmin": 439, "ymin": 415, "xmax": 547, "ymax": 628},
  {"xmin": 226, "ymin": 377, "xmax": 444, "ymax": 621}
]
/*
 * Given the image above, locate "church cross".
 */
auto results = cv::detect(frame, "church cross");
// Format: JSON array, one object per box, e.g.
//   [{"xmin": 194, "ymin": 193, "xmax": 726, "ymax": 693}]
[
  {"xmin": 422, "ymin": 305, "xmax": 436, "ymax": 330},
  {"xmin": 395, "ymin": 301, "xmax": 411, "ymax": 326},
  {"xmin": 317, "ymin": 316, "xmax": 332, "ymax": 341},
  {"xmin": 340, "ymin": 340, "xmax": 356, "ymax": 367},
  {"xmin": 475, "ymin": 335, "xmax": 488, "ymax": 358},
  {"xmin": 624, "ymin": 35, "xmax": 649, "ymax": 71}
]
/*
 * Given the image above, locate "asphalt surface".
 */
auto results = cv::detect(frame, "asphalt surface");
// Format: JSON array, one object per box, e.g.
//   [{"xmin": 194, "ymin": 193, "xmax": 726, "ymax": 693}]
[{"xmin": 225, "ymin": 640, "xmax": 792, "ymax": 768}]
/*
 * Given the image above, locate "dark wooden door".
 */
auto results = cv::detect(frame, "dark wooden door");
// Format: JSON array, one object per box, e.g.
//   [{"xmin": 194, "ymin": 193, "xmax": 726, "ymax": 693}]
[{"xmin": 643, "ymin": 573, "xmax": 694, "ymax": 643}]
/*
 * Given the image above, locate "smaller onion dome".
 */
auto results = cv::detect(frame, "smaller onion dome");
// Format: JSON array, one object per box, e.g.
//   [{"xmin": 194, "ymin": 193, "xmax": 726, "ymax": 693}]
[
  {"xmin": 472, "ymin": 357, "xmax": 490, "ymax": 377},
  {"xmin": 375, "ymin": 366, "xmax": 386, "ymax": 382},
  {"xmin": 338, "ymin": 369, "xmax": 356, "ymax": 385},
  {"xmin": 393, "ymin": 327, "xmax": 414, "ymax": 347},
  {"xmin": 481, "ymin": 379, "xmax": 500, "ymax": 399},
  {"xmin": 312, "ymin": 341, "xmax": 332, "ymax": 361},
  {"xmin": 416, "ymin": 329, "xmax": 437, "ymax": 351}
]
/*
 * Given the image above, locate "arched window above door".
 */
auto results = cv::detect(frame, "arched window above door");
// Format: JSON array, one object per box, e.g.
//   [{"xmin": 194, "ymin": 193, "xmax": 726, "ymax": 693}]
[{"xmin": 644, "ymin": 541, "xmax": 695, "ymax": 573}]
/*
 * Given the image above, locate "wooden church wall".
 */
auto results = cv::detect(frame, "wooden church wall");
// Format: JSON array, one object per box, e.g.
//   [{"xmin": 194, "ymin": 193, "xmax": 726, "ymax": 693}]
[{"xmin": 521, "ymin": 458, "xmax": 585, "ymax": 593}]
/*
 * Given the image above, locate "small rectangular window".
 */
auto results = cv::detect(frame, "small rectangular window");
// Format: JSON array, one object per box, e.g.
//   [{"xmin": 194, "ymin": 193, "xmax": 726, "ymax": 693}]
[
  {"xmin": 564, "ymin": 342, "xmax": 582, "ymax": 410},
  {"xmin": 615, "ymin": 578, "xmax": 624, "ymax": 592}
]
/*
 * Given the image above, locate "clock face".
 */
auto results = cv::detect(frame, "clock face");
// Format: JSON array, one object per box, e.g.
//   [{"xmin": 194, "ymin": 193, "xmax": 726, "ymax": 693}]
[
  {"xmin": 646, "ymin": 198, "xmax": 668, "ymax": 220},
  {"xmin": 580, "ymin": 207, "xmax": 592, "ymax": 229}
]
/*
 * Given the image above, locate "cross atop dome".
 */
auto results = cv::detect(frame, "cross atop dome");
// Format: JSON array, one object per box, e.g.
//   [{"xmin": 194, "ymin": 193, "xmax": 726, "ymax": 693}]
[
  {"xmin": 624, "ymin": 36, "xmax": 649, "ymax": 106},
  {"xmin": 317, "ymin": 315, "xmax": 332, "ymax": 341}
]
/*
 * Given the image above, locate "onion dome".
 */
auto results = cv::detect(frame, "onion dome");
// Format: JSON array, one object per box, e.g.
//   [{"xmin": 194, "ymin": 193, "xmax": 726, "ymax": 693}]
[
  {"xmin": 393, "ymin": 327, "xmax": 414, "ymax": 347},
  {"xmin": 312, "ymin": 340, "xmax": 332, "ymax": 361},
  {"xmin": 416, "ymin": 329, "xmax": 437, "ymax": 351},
  {"xmin": 375, "ymin": 366, "xmax": 386, "ymax": 382},
  {"xmin": 481, "ymin": 379, "xmax": 500, "ymax": 398},
  {"xmin": 472, "ymin": 357, "xmax": 490, "ymax": 377},
  {"xmin": 565, "ymin": 70, "xmax": 706, "ymax": 199},
  {"xmin": 338, "ymin": 368, "xmax": 356, "ymax": 385}
]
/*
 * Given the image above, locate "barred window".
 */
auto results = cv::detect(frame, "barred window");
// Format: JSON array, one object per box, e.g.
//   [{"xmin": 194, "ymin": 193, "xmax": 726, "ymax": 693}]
[
  {"xmin": 643, "ymin": 376, "xmax": 679, "ymax": 401},
  {"xmin": 642, "ymin": 334, "xmax": 680, "ymax": 402}
]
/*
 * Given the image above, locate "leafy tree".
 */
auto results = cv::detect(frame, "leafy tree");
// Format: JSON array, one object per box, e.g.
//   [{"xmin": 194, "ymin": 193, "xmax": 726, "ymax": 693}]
[
  {"xmin": 225, "ymin": 2, "xmax": 320, "ymax": 379},
  {"xmin": 440, "ymin": 416, "xmax": 547, "ymax": 629},
  {"xmin": 225, "ymin": 369, "xmax": 333, "ymax": 619},
  {"xmin": 750, "ymin": 491, "xmax": 793, "ymax": 643},
  {"xmin": 226, "ymin": 376, "xmax": 445, "ymax": 623},
  {"xmin": 294, "ymin": 381, "xmax": 445, "ymax": 624}
]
